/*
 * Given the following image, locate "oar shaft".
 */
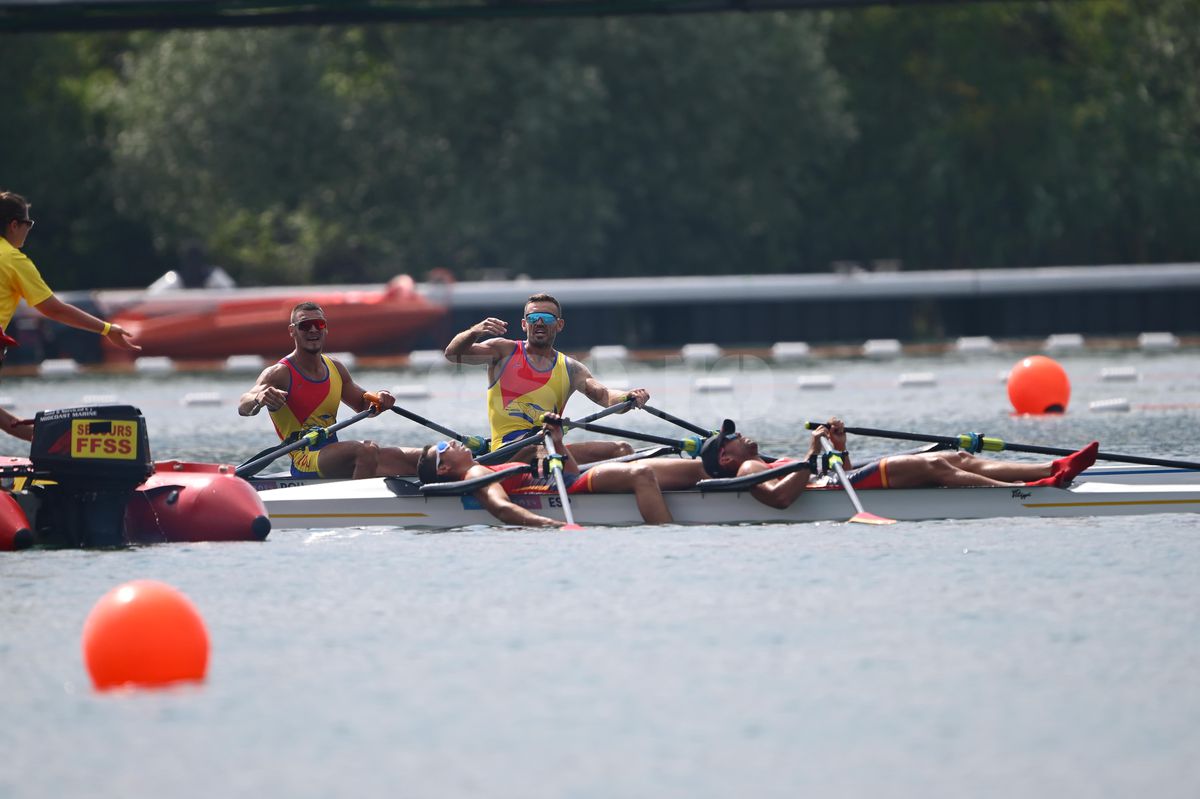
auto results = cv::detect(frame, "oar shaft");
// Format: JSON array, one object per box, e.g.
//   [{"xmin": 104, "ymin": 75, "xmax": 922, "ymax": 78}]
[
  {"xmin": 389, "ymin": 406, "xmax": 486, "ymax": 451},
  {"xmin": 818, "ymin": 436, "xmax": 868, "ymax": 516},
  {"xmin": 641, "ymin": 404, "xmax": 712, "ymax": 437},
  {"xmin": 542, "ymin": 435, "xmax": 578, "ymax": 527},
  {"xmin": 570, "ymin": 420, "xmax": 685, "ymax": 449},
  {"xmin": 235, "ymin": 407, "xmax": 375, "ymax": 478},
  {"xmin": 389, "ymin": 406, "xmax": 466, "ymax": 442},
  {"xmin": 809, "ymin": 422, "xmax": 1200, "ymax": 470}
]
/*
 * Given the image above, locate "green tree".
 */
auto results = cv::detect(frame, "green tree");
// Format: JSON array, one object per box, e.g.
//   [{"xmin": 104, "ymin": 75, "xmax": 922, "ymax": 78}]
[
  {"xmin": 107, "ymin": 15, "xmax": 853, "ymax": 282},
  {"xmin": 824, "ymin": 0, "xmax": 1200, "ymax": 270},
  {"xmin": 0, "ymin": 33, "xmax": 163, "ymax": 289}
]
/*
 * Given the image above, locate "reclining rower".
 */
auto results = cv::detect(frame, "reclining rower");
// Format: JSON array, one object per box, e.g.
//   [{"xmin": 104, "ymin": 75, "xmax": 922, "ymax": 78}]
[
  {"xmin": 416, "ymin": 414, "xmax": 673, "ymax": 528},
  {"xmin": 695, "ymin": 417, "xmax": 1100, "ymax": 510}
]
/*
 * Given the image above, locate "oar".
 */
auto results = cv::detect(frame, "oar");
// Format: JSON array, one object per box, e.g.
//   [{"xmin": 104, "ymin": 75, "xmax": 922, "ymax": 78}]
[
  {"xmin": 817, "ymin": 435, "xmax": 896, "ymax": 525},
  {"xmin": 476, "ymin": 399, "xmax": 638, "ymax": 465},
  {"xmin": 806, "ymin": 422, "xmax": 1200, "ymax": 470},
  {"xmin": 641, "ymin": 404, "xmax": 715, "ymax": 437},
  {"xmin": 542, "ymin": 432, "xmax": 583, "ymax": 531},
  {"xmin": 389, "ymin": 406, "xmax": 488, "ymax": 454},
  {"xmin": 235, "ymin": 408, "xmax": 375, "ymax": 479},
  {"xmin": 568, "ymin": 420, "xmax": 704, "ymax": 457}
]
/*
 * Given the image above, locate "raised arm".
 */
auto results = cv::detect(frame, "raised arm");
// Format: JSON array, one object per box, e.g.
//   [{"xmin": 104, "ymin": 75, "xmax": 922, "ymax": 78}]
[
  {"xmin": 444, "ymin": 318, "xmax": 515, "ymax": 365},
  {"xmin": 568, "ymin": 357, "xmax": 649, "ymax": 408},
  {"xmin": 33, "ymin": 294, "xmax": 140, "ymax": 351},
  {"xmin": 238, "ymin": 363, "xmax": 290, "ymax": 416},
  {"xmin": 335, "ymin": 360, "xmax": 395, "ymax": 414}
]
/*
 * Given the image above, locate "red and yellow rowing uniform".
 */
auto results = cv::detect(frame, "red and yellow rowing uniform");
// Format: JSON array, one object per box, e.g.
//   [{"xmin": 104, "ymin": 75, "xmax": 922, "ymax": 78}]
[{"xmin": 269, "ymin": 355, "xmax": 342, "ymax": 477}]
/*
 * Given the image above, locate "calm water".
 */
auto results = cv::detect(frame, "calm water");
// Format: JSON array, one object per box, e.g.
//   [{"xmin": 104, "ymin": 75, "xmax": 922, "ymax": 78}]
[{"xmin": 2, "ymin": 349, "xmax": 1199, "ymax": 799}]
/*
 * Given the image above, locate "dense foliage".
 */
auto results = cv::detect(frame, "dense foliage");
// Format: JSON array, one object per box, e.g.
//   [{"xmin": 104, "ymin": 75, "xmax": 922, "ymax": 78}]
[{"xmin": 4, "ymin": 1, "xmax": 1197, "ymax": 288}]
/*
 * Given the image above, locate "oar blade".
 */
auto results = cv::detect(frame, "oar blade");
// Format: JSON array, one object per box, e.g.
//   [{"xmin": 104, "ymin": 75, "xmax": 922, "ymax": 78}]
[
  {"xmin": 562, "ymin": 523, "xmax": 586, "ymax": 531},
  {"xmin": 848, "ymin": 511, "xmax": 896, "ymax": 526}
]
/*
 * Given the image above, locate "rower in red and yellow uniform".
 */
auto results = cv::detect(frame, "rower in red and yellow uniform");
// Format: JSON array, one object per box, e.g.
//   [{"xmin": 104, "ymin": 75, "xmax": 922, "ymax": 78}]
[
  {"xmin": 696, "ymin": 417, "xmax": 1100, "ymax": 510},
  {"xmin": 415, "ymin": 413, "xmax": 672, "ymax": 526},
  {"xmin": 238, "ymin": 302, "xmax": 422, "ymax": 479},
  {"xmin": 445, "ymin": 292, "xmax": 646, "ymax": 463}
]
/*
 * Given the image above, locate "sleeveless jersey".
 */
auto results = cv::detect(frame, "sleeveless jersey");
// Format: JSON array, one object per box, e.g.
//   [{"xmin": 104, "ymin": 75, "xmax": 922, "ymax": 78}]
[
  {"xmin": 485, "ymin": 463, "xmax": 592, "ymax": 495},
  {"xmin": 486, "ymin": 342, "xmax": 571, "ymax": 451},
  {"xmin": 269, "ymin": 355, "xmax": 343, "ymax": 473}
]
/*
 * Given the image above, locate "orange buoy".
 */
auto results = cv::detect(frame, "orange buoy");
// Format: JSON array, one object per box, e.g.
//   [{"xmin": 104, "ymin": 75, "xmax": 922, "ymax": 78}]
[
  {"xmin": 1007, "ymin": 355, "xmax": 1071, "ymax": 414},
  {"xmin": 82, "ymin": 580, "xmax": 209, "ymax": 691}
]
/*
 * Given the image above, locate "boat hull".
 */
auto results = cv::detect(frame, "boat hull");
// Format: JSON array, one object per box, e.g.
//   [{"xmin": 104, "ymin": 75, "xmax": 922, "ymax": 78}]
[
  {"xmin": 259, "ymin": 477, "xmax": 1200, "ymax": 530},
  {"xmin": 3, "ymin": 460, "xmax": 271, "ymax": 549},
  {"xmin": 125, "ymin": 461, "xmax": 272, "ymax": 544}
]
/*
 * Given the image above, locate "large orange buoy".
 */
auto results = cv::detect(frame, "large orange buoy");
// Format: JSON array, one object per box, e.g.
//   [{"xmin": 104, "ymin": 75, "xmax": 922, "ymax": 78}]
[
  {"xmin": 1007, "ymin": 355, "xmax": 1071, "ymax": 414},
  {"xmin": 82, "ymin": 580, "xmax": 209, "ymax": 691}
]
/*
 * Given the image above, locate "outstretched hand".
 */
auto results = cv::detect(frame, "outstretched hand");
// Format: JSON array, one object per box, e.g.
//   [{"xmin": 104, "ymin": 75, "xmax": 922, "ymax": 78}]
[{"xmin": 106, "ymin": 323, "xmax": 142, "ymax": 352}]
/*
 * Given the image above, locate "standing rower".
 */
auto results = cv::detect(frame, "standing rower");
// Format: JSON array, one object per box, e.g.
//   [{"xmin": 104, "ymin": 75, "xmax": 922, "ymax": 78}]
[
  {"xmin": 445, "ymin": 292, "xmax": 646, "ymax": 463},
  {"xmin": 238, "ymin": 302, "xmax": 421, "ymax": 479}
]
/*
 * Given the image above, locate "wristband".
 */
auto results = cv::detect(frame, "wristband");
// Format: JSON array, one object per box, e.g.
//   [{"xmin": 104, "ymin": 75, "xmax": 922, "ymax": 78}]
[{"xmin": 100, "ymin": 322, "xmax": 112, "ymax": 336}]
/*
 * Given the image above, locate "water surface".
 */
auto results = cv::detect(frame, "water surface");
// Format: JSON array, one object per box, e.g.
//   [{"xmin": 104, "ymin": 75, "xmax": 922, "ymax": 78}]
[{"xmin": 2, "ymin": 350, "xmax": 1198, "ymax": 798}]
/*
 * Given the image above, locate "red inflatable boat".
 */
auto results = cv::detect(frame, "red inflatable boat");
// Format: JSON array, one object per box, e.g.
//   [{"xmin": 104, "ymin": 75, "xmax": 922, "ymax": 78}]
[{"xmin": 1, "ymin": 406, "xmax": 270, "ymax": 551}]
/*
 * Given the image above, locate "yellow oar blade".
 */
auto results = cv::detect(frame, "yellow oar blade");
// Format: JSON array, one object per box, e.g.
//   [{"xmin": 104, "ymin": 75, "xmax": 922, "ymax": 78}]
[{"xmin": 849, "ymin": 511, "xmax": 896, "ymax": 525}]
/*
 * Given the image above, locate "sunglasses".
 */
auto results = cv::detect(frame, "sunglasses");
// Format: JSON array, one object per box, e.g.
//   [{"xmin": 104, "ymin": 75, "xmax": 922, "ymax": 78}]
[
  {"xmin": 13, "ymin": 219, "xmax": 33, "ymax": 229},
  {"xmin": 295, "ymin": 318, "xmax": 327, "ymax": 332},
  {"xmin": 524, "ymin": 312, "xmax": 558, "ymax": 326},
  {"xmin": 434, "ymin": 440, "xmax": 450, "ymax": 471}
]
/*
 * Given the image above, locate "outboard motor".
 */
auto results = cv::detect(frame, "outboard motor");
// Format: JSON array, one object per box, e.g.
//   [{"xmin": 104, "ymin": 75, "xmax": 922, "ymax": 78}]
[{"xmin": 29, "ymin": 405, "xmax": 153, "ymax": 548}]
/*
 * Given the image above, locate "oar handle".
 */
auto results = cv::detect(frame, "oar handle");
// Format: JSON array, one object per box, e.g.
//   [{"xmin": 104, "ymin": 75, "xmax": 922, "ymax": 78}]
[
  {"xmin": 235, "ymin": 407, "xmax": 375, "ymax": 478},
  {"xmin": 389, "ymin": 406, "xmax": 487, "ymax": 453},
  {"xmin": 807, "ymin": 422, "xmax": 1200, "ymax": 470}
]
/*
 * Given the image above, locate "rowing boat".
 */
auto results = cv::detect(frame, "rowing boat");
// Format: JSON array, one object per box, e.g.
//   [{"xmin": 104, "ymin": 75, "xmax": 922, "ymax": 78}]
[
  {"xmin": 259, "ymin": 470, "xmax": 1200, "ymax": 530},
  {"xmin": 245, "ymin": 463, "xmax": 1200, "ymax": 494}
]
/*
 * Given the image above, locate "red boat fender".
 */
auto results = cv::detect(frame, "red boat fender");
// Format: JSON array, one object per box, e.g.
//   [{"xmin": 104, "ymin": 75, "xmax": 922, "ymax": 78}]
[
  {"xmin": 125, "ymin": 461, "xmax": 271, "ymax": 544},
  {"xmin": 0, "ymin": 492, "xmax": 33, "ymax": 551}
]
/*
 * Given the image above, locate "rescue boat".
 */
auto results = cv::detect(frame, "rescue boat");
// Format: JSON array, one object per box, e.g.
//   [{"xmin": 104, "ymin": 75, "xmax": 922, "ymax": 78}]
[{"xmin": 1, "ymin": 406, "xmax": 270, "ymax": 550}]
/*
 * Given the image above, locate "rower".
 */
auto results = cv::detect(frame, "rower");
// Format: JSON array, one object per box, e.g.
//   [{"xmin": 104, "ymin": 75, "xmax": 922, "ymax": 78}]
[
  {"xmin": 695, "ymin": 417, "xmax": 1100, "ymax": 510},
  {"xmin": 416, "ymin": 413, "xmax": 674, "ymax": 526},
  {"xmin": 443, "ymin": 292, "xmax": 645, "ymax": 463},
  {"xmin": 238, "ymin": 302, "xmax": 422, "ymax": 479}
]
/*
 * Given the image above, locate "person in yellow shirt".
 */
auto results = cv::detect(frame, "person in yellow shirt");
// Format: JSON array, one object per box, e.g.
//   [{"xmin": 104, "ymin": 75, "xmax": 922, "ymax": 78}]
[{"xmin": 0, "ymin": 190, "xmax": 140, "ymax": 440}]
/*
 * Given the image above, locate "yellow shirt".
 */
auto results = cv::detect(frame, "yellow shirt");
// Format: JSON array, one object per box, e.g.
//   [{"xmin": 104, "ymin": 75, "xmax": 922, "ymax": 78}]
[{"xmin": 0, "ymin": 238, "xmax": 53, "ymax": 331}]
